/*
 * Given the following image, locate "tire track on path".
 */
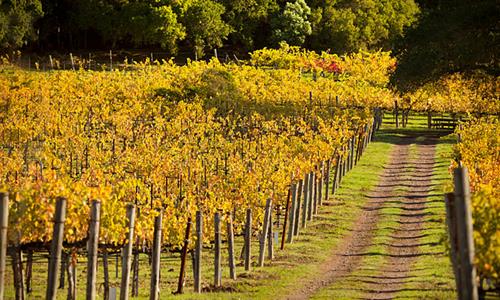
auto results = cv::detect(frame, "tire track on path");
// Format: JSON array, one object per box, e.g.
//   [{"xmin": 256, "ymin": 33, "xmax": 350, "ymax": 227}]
[
  {"xmin": 285, "ymin": 139, "xmax": 414, "ymax": 300},
  {"xmin": 359, "ymin": 139, "xmax": 437, "ymax": 300}
]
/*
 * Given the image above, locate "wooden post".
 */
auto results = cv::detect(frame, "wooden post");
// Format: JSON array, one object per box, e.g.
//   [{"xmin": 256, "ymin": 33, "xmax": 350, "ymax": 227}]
[
  {"xmin": 342, "ymin": 148, "xmax": 348, "ymax": 178},
  {"xmin": 339, "ymin": 152, "xmax": 344, "ymax": 184},
  {"xmin": 131, "ymin": 245, "xmax": 139, "ymax": 297},
  {"xmin": 364, "ymin": 124, "xmax": 369, "ymax": 151},
  {"xmin": 194, "ymin": 211, "xmax": 202, "ymax": 292},
  {"xmin": 453, "ymin": 167, "xmax": 478, "ymax": 300},
  {"xmin": 70, "ymin": 53, "xmax": 75, "ymax": 70},
  {"xmin": 325, "ymin": 160, "xmax": 330, "ymax": 202},
  {"xmin": 110, "ymin": 288, "xmax": 117, "ymax": 300},
  {"xmin": 307, "ymin": 172, "xmax": 314, "ymax": 221},
  {"xmin": 301, "ymin": 173, "xmax": 309, "ymax": 228},
  {"xmin": 244, "ymin": 209, "xmax": 252, "ymax": 271},
  {"xmin": 59, "ymin": 252, "xmax": 66, "ymax": 289},
  {"xmin": 395, "ymin": 100, "xmax": 399, "ymax": 128},
  {"xmin": 445, "ymin": 193, "xmax": 462, "ymax": 300},
  {"xmin": 293, "ymin": 180, "xmax": 302, "ymax": 236},
  {"xmin": 46, "ymin": 197, "xmax": 67, "ymax": 300},
  {"xmin": 120, "ymin": 204, "xmax": 136, "ymax": 300},
  {"xmin": 349, "ymin": 138, "xmax": 355, "ymax": 170},
  {"xmin": 150, "ymin": 210, "xmax": 163, "ymax": 300},
  {"xmin": 226, "ymin": 214, "xmax": 236, "ymax": 280},
  {"xmin": 356, "ymin": 133, "xmax": 363, "ymax": 164},
  {"xmin": 103, "ymin": 249, "xmax": 110, "ymax": 300},
  {"xmin": 214, "ymin": 212, "xmax": 222, "ymax": 287},
  {"xmin": 86, "ymin": 200, "xmax": 101, "ymax": 300},
  {"xmin": 427, "ymin": 110, "xmax": 432, "ymax": 129},
  {"xmin": 25, "ymin": 250, "xmax": 33, "ymax": 294},
  {"xmin": 267, "ymin": 211, "xmax": 273, "ymax": 260},
  {"xmin": 11, "ymin": 247, "xmax": 24, "ymax": 300},
  {"xmin": 109, "ymin": 50, "xmax": 113, "ymax": 71},
  {"xmin": 312, "ymin": 172, "xmax": 318, "ymax": 215},
  {"xmin": 281, "ymin": 189, "xmax": 291, "ymax": 250},
  {"xmin": 177, "ymin": 217, "xmax": 192, "ymax": 293},
  {"xmin": 287, "ymin": 183, "xmax": 298, "ymax": 243},
  {"xmin": 346, "ymin": 141, "xmax": 350, "ymax": 172},
  {"xmin": 0, "ymin": 193, "xmax": 8, "ymax": 300},
  {"xmin": 319, "ymin": 162, "xmax": 324, "ymax": 206},
  {"xmin": 67, "ymin": 253, "xmax": 77, "ymax": 300},
  {"xmin": 259, "ymin": 199, "xmax": 272, "ymax": 267},
  {"xmin": 354, "ymin": 135, "xmax": 360, "ymax": 164},
  {"xmin": 370, "ymin": 117, "xmax": 376, "ymax": 142},
  {"xmin": 332, "ymin": 155, "xmax": 340, "ymax": 194},
  {"xmin": 115, "ymin": 253, "xmax": 119, "ymax": 279}
]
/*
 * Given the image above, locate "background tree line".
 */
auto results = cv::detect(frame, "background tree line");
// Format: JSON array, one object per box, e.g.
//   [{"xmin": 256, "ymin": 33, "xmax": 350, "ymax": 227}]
[
  {"xmin": 0, "ymin": 0, "xmax": 497, "ymax": 88},
  {"xmin": 1, "ymin": 0, "xmax": 419, "ymax": 56}
]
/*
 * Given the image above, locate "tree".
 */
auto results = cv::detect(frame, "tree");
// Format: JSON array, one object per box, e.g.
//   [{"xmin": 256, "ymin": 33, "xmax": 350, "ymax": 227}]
[
  {"xmin": 393, "ymin": 0, "xmax": 499, "ymax": 90},
  {"xmin": 270, "ymin": 0, "xmax": 312, "ymax": 46},
  {"xmin": 120, "ymin": 2, "xmax": 185, "ymax": 51},
  {"xmin": 0, "ymin": 0, "xmax": 43, "ymax": 49},
  {"xmin": 217, "ymin": 0, "xmax": 278, "ymax": 50},
  {"xmin": 309, "ymin": 0, "xmax": 419, "ymax": 53},
  {"xmin": 181, "ymin": 0, "xmax": 231, "ymax": 57},
  {"xmin": 67, "ymin": 0, "xmax": 185, "ymax": 52}
]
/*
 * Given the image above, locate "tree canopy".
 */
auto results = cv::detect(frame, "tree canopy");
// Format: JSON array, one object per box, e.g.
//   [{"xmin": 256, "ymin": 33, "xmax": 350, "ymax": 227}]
[
  {"xmin": 308, "ymin": 0, "xmax": 420, "ymax": 53},
  {"xmin": 393, "ymin": 0, "xmax": 499, "ymax": 90},
  {"xmin": 1, "ymin": 0, "xmax": 425, "ymax": 56},
  {"xmin": 271, "ymin": 0, "xmax": 312, "ymax": 46},
  {"xmin": 5, "ymin": 0, "xmax": 496, "ymax": 81},
  {"xmin": 0, "ymin": 0, "xmax": 43, "ymax": 49}
]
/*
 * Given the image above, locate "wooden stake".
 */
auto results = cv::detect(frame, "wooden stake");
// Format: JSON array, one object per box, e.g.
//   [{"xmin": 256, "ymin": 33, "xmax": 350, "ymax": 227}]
[
  {"xmin": 11, "ymin": 247, "xmax": 25, "ymax": 300},
  {"xmin": 287, "ymin": 183, "xmax": 298, "ymax": 243},
  {"xmin": 307, "ymin": 172, "xmax": 314, "ymax": 221},
  {"xmin": 325, "ymin": 160, "xmax": 331, "ymax": 202},
  {"xmin": 46, "ymin": 197, "xmax": 67, "ymax": 300},
  {"xmin": 177, "ymin": 217, "xmax": 192, "ymax": 293},
  {"xmin": 194, "ymin": 211, "xmax": 202, "ymax": 293},
  {"xmin": 453, "ymin": 168, "xmax": 478, "ymax": 300},
  {"xmin": 267, "ymin": 210, "xmax": 273, "ymax": 260},
  {"xmin": 214, "ymin": 212, "xmax": 222, "ymax": 287},
  {"xmin": 103, "ymin": 249, "xmax": 110, "ymax": 300},
  {"xmin": 86, "ymin": 200, "xmax": 101, "ymax": 300},
  {"xmin": 258, "ymin": 199, "xmax": 272, "ymax": 267},
  {"xmin": 150, "ymin": 210, "xmax": 163, "ymax": 300},
  {"xmin": 281, "ymin": 189, "xmax": 291, "ymax": 250},
  {"xmin": 445, "ymin": 193, "xmax": 462, "ymax": 300},
  {"xmin": 25, "ymin": 250, "xmax": 33, "ymax": 294},
  {"xmin": 293, "ymin": 180, "xmax": 302, "ymax": 236},
  {"xmin": 301, "ymin": 174, "xmax": 309, "ymax": 228},
  {"xmin": 67, "ymin": 253, "xmax": 77, "ymax": 300},
  {"xmin": 119, "ymin": 204, "xmax": 136, "ymax": 300},
  {"xmin": 226, "ymin": 214, "xmax": 236, "ymax": 280},
  {"xmin": 244, "ymin": 209, "xmax": 252, "ymax": 271},
  {"xmin": 59, "ymin": 252, "xmax": 66, "ymax": 289},
  {"xmin": 0, "ymin": 193, "xmax": 8, "ymax": 299}
]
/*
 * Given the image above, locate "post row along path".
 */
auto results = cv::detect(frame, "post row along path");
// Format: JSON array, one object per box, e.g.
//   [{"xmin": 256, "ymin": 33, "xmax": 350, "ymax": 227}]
[{"xmin": 285, "ymin": 135, "xmax": 448, "ymax": 300}]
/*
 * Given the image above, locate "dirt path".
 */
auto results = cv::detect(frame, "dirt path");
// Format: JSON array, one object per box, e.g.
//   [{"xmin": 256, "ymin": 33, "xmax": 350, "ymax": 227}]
[
  {"xmin": 361, "ymin": 140, "xmax": 436, "ymax": 299},
  {"xmin": 285, "ymin": 137, "xmax": 437, "ymax": 300}
]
